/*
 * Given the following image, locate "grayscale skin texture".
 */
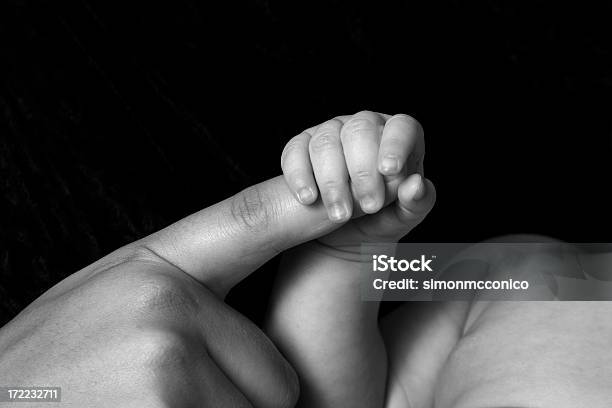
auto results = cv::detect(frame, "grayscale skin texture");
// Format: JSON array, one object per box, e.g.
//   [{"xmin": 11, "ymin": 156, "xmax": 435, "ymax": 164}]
[
  {"xmin": 0, "ymin": 111, "xmax": 436, "ymax": 408},
  {"xmin": 271, "ymin": 109, "xmax": 612, "ymax": 408},
  {"xmin": 3, "ymin": 110, "xmax": 611, "ymax": 408}
]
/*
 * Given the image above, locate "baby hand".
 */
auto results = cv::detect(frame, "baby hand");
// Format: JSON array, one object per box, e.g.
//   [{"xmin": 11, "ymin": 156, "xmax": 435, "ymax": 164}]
[{"xmin": 281, "ymin": 110, "xmax": 435, "ymax": 246}]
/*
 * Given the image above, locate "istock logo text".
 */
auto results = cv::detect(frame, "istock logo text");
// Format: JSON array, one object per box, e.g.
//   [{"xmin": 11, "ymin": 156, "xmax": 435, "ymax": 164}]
[{"xmin": 372, "ymin": 255, "xmax": 434, "ymax": 272}]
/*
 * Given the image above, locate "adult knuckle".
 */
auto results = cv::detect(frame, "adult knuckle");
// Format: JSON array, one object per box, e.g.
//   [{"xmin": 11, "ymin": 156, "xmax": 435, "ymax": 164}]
[
  {"xmin": 130, "ymin": 274, "xmax": 197, "ymax": 317},
  {"xmin": 138, "ymin": 330, "xmax": 194, "ymax": 372},
  {"xmin": 273, "ymin": 363, "xmax": 300, "ymax": 408},
  {"xmin": 253, "ymin": 338, "xmax": 300, "ymax": 408},
  {"xmin": 230, "ymin": 184, "xmax": 276, "ymax": 232},
  {"xmin": 228, "ymin": 399, "xmax": 254, "ymax": 408},
  {"xmin": 222, "ymin": 314, "xmax": 300, "ymax": 408}
]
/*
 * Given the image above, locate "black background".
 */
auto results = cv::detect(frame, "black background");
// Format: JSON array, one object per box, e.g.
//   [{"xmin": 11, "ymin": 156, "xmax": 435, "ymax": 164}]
[{"xmin": 1, "ymin": 0, "xmax": 611, "ymax": 326}]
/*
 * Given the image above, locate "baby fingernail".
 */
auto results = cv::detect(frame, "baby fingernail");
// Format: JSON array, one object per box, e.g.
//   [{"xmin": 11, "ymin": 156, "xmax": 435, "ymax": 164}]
[
  {"xmin": 329, "ymin": 203, "xmax": 348, "ymax": 222},
  {"xmin": 381, "ymin": 157, "xmax": 399, "ymax": 173},
  {"xmin": 297, "ymin": 187, "xmax": 314, "ymax": 203},
  {"xmin": 360, "ymin": 195, "xmax": 378, "ymax": 213}
]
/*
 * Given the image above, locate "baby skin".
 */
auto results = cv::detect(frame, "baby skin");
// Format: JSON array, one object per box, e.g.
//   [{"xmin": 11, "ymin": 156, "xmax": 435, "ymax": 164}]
[
  {"xmin": 267, "ymin": 110, "xmax": 445, "ymax": 407},
  {"xmin": 266, "ymin": 110, "xmax": 612, "ymax": 408}
]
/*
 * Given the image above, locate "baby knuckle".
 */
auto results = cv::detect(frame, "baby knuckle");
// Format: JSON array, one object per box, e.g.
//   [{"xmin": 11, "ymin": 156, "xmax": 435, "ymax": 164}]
[
  {"xmin": 309, "ymin": 132, "xmax": 338, "ymax": 153},
  {"xmin": 353, "ymin": 169, "xmax": 372, "ymax": 181},
  {"xmin": 391, "ymin": 113, "xmax": 416, "ymax": 122},
  {"xmin": 355, "ymin": 109, "xmax": 378, "ymax": 116},
  {"xmin": 391, "ymin": 113, "xmax": 423, "ymax": 133},
  {"xmin": 321, "ymin": 179, "xmax": 344, "ymax": 191},
  {"xmin": 352, "ymin": 110, "xmax": 381, "ymax": 121},
  {"xmin": 342, "ymin": 117, "xmax": 377, "ymax": 140},
  {"xmin": 317, "ymin": 118, "xmax": 342, "ymax": 133},
  {"xmin": 280, "ymin": 137, "xmax": 304, "ymax": 169}
]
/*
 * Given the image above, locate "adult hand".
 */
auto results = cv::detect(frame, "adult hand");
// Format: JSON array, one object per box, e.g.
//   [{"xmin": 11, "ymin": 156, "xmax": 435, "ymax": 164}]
[{"xmin": 0, "ymin": 115, "xmax": 384, "ymax": 407}]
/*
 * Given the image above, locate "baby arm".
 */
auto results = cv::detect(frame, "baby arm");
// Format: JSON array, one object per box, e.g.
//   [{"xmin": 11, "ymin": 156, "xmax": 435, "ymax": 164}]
[{"xmin": 266, "ymin": 111, "xmax": 436, "ymax": 407}]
